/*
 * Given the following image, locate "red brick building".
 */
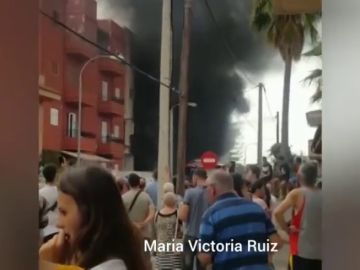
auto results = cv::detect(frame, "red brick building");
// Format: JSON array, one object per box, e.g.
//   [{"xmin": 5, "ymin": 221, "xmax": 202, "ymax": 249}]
[{"xmin": 38, "ymin": 0, "xmax": 134, "ymax": 168}]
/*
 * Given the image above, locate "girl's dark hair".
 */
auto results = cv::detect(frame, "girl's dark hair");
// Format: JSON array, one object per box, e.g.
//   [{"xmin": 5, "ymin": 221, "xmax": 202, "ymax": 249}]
[
  {"xmin": 59, "ymin": 166, "xmax": 147, "ymax": 270},
  {"xmin": 232, "ymin": 173, "xmax": 246, "ymax": 197},
  {"xmin": 253, "ymin": 177, "xmax": 272, "ymax": 208}
]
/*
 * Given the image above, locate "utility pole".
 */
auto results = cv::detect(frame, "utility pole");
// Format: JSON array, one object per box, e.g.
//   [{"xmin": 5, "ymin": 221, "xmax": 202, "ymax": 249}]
[
  {"xmin": 276, "ymin": 111, "xmax": 280, "ymax": 144},
  {"xmin": 176, "ymin": 0, "xmax": 193, "ymax": 195},
  {"xmin": 157, "ymin": 0, "xmax": 172, "ymax": 208},
  {"xmin": 257, "ymin": 83, "xmax": 263, "ymax": 167}
]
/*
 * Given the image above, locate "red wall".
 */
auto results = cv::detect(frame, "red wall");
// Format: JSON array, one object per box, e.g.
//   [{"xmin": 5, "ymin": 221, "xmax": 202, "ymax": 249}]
[
  {"xmin": 39, "ymin": 0, "xmax": 65, "ymax": 94},
  {"xmin": 42, "ymin": 100, "xmax": 63, "ymax": 150}
]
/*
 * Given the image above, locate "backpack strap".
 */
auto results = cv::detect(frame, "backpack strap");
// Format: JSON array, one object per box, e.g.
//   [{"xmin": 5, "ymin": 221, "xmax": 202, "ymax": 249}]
[{"xmin": 128, "ymin": 190, "xmax": 142, "ymax": 213}]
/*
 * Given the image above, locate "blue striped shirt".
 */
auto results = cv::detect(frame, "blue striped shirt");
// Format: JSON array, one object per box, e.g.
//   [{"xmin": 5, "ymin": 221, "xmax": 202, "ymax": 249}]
[{"xmin": 199, "ymin": 192, "xmax": 276, "ymax": 270}]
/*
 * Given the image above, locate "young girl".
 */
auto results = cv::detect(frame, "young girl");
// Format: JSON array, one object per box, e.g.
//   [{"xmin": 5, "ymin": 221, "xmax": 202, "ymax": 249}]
[{"xmin": 39, "ymin": 166, "xmax": 147, "ymax": 270}]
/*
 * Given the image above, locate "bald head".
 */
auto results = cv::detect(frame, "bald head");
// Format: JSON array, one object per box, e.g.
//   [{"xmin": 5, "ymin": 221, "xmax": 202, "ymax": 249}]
[{"xmin": 207, "ymin": 170, "xmax": 234, "ymax": 192}]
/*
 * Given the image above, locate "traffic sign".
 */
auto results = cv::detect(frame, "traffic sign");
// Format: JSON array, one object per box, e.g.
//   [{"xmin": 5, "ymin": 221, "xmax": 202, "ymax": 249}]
[{"xmin": 201, "ymin": 151, "xmax": 219, "ymax": 170}]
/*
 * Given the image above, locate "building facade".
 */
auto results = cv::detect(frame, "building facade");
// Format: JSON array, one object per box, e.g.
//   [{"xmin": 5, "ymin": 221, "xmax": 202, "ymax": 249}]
[{"xmin": 39, "ymin": 0, "xmax": 134, "ymax": 169}]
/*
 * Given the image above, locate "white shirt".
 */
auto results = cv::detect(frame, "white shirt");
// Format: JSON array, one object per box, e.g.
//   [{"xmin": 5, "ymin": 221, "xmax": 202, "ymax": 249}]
[
  {"xmin": 39, "ymin": 184, "xmax": 59, "ymax": 237},
  {"xmin": 90, "ymin": 259, "xmax": 127, "ymax": 270}
]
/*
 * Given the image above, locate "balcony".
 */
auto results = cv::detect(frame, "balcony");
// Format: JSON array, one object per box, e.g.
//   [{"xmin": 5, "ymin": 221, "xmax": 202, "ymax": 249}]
[
  {"xmin": 65, "ymin": 32, "xmax": 95, "ymax": 60},
  {"xmin": 98, "ymin": 98, "xmax": 124, "ymax": 116},
  {"xmin": 63, "ymin": 136, "xmax": 97, "ymax": 154},
  {"xmin": 98, "ymin": 136, "xmax": 124, "ymax": 159},
  {"xmin": 82, "ymin": 107, "xmax": 98, "ymax": 135},
  {"xmin": 64, "ymin": 84, "xmax": 97, "ymax": 107},
  {"xmin": 98, "ymin": 57, "xmax": 124, "ymax": 76}
]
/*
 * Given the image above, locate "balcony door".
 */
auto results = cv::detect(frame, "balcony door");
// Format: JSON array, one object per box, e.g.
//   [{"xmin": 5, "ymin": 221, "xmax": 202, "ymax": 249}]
[
  {"xmin": 101, "ymin": 121, "xmax": 108, "ymax": 143},
  {"xmin": 68, "ymin": 113, "xmax": 77, "ymax": 138},
  {"xmin": 115, "ymin": 87, "xmax": 121, "ymax": 100},
  {"xmin": 101, "ymin": 81, "xmax": 109, "ymax": 101}
]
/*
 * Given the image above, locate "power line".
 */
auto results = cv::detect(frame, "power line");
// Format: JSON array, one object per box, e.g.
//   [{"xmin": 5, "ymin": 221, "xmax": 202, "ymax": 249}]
[
  {"xmin": 262, "ymin": 84, "xmax": 275, "ymax": 117},
  {"xmin": 241, "ymin": 116, "xmax": 257, "ymax": 132},
  {"xmin": 39, "ymin": 10, "xmax": 178, "ymax": 94},
  {"xmin": 203, "ymin": 0, "xmax": 257, "ymax": 87}
]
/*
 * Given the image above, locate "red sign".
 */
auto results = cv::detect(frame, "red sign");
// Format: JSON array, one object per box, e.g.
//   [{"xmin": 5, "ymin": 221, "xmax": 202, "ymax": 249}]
[{"xmin": 201, "ymin": 151, "xmax": 219, "ymax": 170}]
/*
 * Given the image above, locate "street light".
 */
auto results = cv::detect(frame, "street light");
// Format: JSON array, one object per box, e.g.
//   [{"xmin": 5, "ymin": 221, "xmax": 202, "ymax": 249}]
[
  {"xmin": 77, "ymin": 54, "xmax": 123, "ymax": 165},
  {"xmin": 170, "ymin": 102, "xmax": 197, "ymax": 177}
]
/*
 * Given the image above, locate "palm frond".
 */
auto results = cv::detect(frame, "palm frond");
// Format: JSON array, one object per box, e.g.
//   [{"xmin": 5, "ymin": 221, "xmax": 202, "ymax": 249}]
[
  {"xmin": 303, "ymin": 69, "xmax": 322, "ymax": 85},
  {"xmin": 251, "ymin": 0, "xmax": 273, "ymax": 31},
  {"xmin": 303, "ymin": 14, "xmax": 319, "ymax": 43},
  {"xmin": 303, "ymin": 42, "xmax": 322, "ymax": 57},
  {"xmin": 311, "ymin": 79, "xmax": 322, "ymax": 103}
]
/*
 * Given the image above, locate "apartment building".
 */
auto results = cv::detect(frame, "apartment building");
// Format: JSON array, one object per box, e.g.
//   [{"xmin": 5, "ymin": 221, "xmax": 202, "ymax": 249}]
[{"xmin": 38, "ymin": 0, "xmax": 134, "ymax": 169}]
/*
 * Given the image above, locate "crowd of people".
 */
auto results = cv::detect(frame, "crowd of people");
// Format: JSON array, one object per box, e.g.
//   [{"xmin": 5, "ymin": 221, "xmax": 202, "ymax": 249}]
[{"xmin": 38, "ymin": 156, "xmax": 322, "ymax": 270}]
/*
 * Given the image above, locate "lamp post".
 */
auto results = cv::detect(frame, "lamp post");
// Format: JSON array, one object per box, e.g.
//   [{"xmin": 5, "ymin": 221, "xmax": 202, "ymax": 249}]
[
  {"xmin": 170, "ymin": 102, "xmax": 197, "ymax": 178},
  {"xmin": 77, "ymin": 54, "xmax": 123, "ymax": 165}
]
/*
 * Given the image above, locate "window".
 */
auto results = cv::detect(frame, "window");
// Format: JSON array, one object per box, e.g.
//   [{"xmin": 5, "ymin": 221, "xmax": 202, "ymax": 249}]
[
  {"xmin": 113, "ymin": 125, "xmax": 120, "ymax": 138},
  {"xmin": 101, "ymin": 81, "xmax": 109, "ymax": 101},
  {"xmin": 101, "ymin": 121, "xmax": 108, "ymax": 143},
  {"xmin": 50, "ymin": 108, "xmax": 59, "ymax": 126},
  {"xmin": 67, "ymin": 113, "xmax": 77, "ymax": 138},
  {"xmin": 115, "ymin": 88, "xmax": 121, "ymax": 99}
]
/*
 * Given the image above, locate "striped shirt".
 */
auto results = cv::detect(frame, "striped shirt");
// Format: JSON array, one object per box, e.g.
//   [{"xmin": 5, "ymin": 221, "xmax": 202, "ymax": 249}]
[{"xmin": 199, "ymin": 192, "xmax": 276, "ymax": 270}]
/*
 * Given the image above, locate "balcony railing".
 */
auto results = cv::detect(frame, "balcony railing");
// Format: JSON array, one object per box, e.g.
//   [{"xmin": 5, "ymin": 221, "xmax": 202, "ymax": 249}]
[
  {"xmin": 98, "ymin": 99, "xmax": 124, "ymax": 116},
  {"xmin": 98, "ymin": 135, "xmax": 124, "ymax": 158},
  {"xmin": 98, "ymin": 57, "xmax": 124, "ymax": 75},
  {"xmin": 64, "ymin": 84, "xmax": 97, "ymax": 107},
  {"xmin": 111, "ymin": 96, "xmax": 125, "ymax": 104},
  {"xmin": 101, "ymin": 135, "xmax": 124, "ymax": 144},
  {"xmin": 65, "ymin": 32, "xmax": 95, "ymax": 59},
  {"xmin": 63, "ymin": 135, "xmax": 97, "ymax": 153}
]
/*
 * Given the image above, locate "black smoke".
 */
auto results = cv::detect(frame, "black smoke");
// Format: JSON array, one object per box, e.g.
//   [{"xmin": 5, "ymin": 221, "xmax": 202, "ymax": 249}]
[{"xmin": 98, "ymin": 0, "xmax": 278, "ymax": 170}]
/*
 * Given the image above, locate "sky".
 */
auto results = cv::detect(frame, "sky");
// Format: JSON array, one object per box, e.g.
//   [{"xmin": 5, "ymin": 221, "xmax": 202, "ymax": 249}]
[{"xmin": 231, "ymin": 48, "xmax": 322, "ymax": 164}]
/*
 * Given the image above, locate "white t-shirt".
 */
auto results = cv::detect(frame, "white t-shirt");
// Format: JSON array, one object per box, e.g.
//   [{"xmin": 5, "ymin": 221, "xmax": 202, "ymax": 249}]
[
  {"xmin": 90, "ymin": 259, "xmax": 127, "ymax": 270},
  {"xmin": 39, "ymin": 184, "xmax": 59, "ymax": 237}
]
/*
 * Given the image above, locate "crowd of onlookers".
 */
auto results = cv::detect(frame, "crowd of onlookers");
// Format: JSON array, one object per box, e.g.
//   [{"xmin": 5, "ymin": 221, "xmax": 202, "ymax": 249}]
[{"xmin": 39, "ymin": 155, "xmax": 322, "ymax": 270}]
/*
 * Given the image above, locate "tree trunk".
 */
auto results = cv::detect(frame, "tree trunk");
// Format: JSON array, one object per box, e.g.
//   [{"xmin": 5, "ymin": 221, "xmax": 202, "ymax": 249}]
[{"xmin": 281, "ymin": 56, "xmax": 292, "ymax": 162}]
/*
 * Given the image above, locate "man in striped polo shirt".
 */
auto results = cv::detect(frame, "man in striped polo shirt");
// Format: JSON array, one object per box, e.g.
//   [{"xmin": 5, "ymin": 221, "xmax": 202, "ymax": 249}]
[{"xmin": 198, "ymin": 170, "xmax": 283, "ymax": 270}]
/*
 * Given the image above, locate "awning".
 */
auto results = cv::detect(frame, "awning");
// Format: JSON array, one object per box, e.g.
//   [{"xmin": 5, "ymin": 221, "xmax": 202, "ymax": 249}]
[
  {"xmin": 61, "ymin": 151, "xmax": 111, "ymax": 163},
  {"xmin": 306, "ymin": 110, "xmax": 322, "ymax": 127}
]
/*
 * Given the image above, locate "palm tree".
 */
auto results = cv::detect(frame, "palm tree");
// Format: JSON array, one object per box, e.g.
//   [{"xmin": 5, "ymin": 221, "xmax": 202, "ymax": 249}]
[
  {"xmin": 303, "ymin": 42, "xmax": 322, "ymax": 103},
  {"xmin": 252, "ymin": 0, "xmax": 320, "ymax": 161}
]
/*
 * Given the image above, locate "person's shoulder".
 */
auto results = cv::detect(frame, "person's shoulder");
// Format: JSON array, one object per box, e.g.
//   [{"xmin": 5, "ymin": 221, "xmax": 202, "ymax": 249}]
[
  {"xmin": 186, "ymin": 187, "xmax": 196, "ymax": 193},
  {"xmin": 140, "ymin": 190, "xmax": 151, "ymax": 199},
  {"xmin": 184, "ymin": 187, "xmax": 196, "ymax": 197},
  {"xmin": 39, "ymin": 185, "xmax": 57, "ymax": 196},
  {"xmin": 289, "ymin": 187, "xmax": 304, "ymax": 197},
  {"xmin": 121, "ymin": 191, "xmax": 132, "ymax": 201},
  {"xmin": 240, "ymin": 198, "xmax": 266, "ymax": 213}
]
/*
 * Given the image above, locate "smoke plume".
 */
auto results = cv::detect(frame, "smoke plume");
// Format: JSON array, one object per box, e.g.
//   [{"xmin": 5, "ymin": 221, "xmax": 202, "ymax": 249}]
[{"xmin": 97, "ymin": 0, "xmax": 279, "ymax": 170}]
